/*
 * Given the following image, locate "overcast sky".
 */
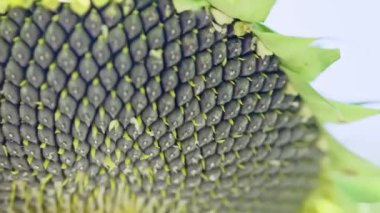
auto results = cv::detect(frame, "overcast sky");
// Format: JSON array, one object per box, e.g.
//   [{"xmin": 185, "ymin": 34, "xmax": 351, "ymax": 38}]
[{"xmin": 265, "ymin": 0, "xmax": 380, "ymax": 166}]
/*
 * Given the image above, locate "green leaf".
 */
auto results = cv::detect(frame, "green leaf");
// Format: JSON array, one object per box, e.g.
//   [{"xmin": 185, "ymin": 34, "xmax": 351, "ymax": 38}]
[
  {"xmin": 302, "ymin": 131, "xmax": 380, "ymax": 213},
  {"xmin": 253, "ymin": 23, "xmax": 340, "ymax": 82},
  {"xmin": 327, "ymin": 100, "xmax": 380, "ymax": 123},
  {"xmin": 302, "ymin": 194, "xmax": 346, "ymax": 213},
  {"xmin": 325, "ymin": 133, "xmax": 380, "ymax": 203},
  {"xmin": 253, "ymin": 23, "xmax": 379, "ymax": 123},
  {"xmin": 332, "ymin": 173, "xmax": 380, "ymax": 203},
  {"xmin": 326, "ymin": 133, "xmax": 380, "ymax": 177},
  {"xmin": 207, "ymin": 0, "xmax": 276, "ymax": 23},
  {"xmin": 285, "ymin": 70, "xmax": 380, "ymax": 123},
  {"xmin": 172, "ymin": 0, "xmax": 209, "ymax": 13}
]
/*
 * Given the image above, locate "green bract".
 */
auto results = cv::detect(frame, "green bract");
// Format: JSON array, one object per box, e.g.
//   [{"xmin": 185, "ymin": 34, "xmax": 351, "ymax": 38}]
[
  {"xmin": 252, "ymin": 23, "xmax": 380, "ymax": 123},
  {"xmin": 249, "ymin": 5, "xmax": 380, "ymax": 213}
]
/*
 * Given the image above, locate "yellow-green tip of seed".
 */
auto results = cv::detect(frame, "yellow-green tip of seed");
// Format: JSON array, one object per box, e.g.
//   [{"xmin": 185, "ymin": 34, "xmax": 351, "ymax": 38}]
[
  {"xmin": 1, "ymin": 0, "xmax": 33, "ymax": 13},
  {"xmin": 70, "ymin": 0, "xmax": 91, "ymax": 16},
  {"xmin": 41, "ymin": 0, "xmax": 60, "ymax": 11}
]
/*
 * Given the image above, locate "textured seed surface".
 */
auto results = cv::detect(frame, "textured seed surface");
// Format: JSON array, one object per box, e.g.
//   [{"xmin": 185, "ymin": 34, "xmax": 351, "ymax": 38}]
[{"xmin": 0, "ymin": 2, "xmax": 322, "ymax": 213}]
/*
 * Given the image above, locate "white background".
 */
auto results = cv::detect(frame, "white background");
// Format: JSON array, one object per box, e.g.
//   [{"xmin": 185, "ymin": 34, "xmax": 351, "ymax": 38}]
[{"xmin": 266, "ymin": 0, "xmax": 380, "ymax": 165}]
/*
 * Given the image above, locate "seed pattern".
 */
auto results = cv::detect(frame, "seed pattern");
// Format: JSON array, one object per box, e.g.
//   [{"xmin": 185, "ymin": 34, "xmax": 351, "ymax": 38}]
[{"xmin": 0, "ymin": 1, "xmax": 321, "ymax": 213}]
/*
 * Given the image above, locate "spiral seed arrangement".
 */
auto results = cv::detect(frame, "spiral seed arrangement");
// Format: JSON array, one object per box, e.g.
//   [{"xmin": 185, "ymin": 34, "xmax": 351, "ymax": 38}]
[{"xmin": 0, "ymin": 1, "xmax": 321, "ymax": 212}]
